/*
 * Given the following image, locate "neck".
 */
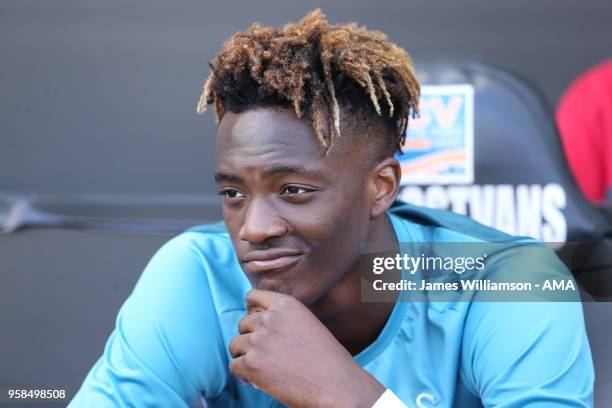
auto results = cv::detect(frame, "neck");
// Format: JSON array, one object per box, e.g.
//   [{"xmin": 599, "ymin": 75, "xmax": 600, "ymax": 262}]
[{"xmin": 309, "ymin": 213, "xmax": 399, "ymax": 356}]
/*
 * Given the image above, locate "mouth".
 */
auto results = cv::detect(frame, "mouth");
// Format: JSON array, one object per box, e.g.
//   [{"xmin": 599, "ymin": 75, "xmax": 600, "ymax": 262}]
[{"xmin": 241, "ymin": 249, "xmax": 304, "ymax": 274}]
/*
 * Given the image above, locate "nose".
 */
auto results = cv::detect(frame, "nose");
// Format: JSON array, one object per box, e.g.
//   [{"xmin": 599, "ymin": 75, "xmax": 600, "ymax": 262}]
[{"xmin": 238, "ymin": 197, "xmax": 289, "ymax": 245}]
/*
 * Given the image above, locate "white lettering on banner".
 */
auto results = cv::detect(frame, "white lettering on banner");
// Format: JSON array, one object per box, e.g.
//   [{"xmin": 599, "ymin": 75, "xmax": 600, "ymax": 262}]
[
  {"xmin": 447, "ymin": 186, "xmax": 469, "ymax": 215},
  {"xmin": 542, "ymin": 184, "xmax": 567, "ymax": 242},
  {"xmin": 425, "ymin": 186, "xmax": 448, "ymax": 209},
  {"xmin": 495, "ymin": 185, "xmax": 515, "ymax": 235},
  {"xmin": 517, "ymin": 184, "xmax": 541, "ymax": 238},
  {"xmin": 398, "ymin": 184, "xmax": 567, "ymax": 242},
  {"xmin": 469, "ymin": 185, "xmax": 496, "ymax": 227}
]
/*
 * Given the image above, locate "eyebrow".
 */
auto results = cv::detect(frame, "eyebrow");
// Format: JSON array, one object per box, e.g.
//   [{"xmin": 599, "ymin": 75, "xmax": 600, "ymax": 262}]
[
  {"xmin": 262, "ymin": 164, "xmax": 322, "ymax": 178},
  {"xmin": 214, "ymin": 164, "xmax": 324, "ymax": 184},
  {"xmin": 214, "ymin": 172, "xmax": 244, "ymax": 184}
]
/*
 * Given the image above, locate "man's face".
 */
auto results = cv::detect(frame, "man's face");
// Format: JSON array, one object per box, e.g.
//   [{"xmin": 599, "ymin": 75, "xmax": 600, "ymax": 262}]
[{"xmin": 215, "ymin": 108, "xmax": 373, "ymax": 306}]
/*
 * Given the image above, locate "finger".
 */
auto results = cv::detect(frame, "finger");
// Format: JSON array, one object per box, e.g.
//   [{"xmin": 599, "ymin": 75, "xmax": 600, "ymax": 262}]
[
  {"xmin": 228, "ymin": 357, "xmax": 252, "ymax": 385},
  {"xmin": 228, "ymin": 333, "xmax": 251, "ymax": 359},
  {"xmin": 247, "ymin": 304, "xmax": 264, "ymax": 314},
  {"xmin": 229, "ymin": 355, "xmax": 264, "ymax": 391},
  {"xmin": 229, "ymin": 356, "xmax": 247, "ymax": 379},
  {"xmin": 238, "ymin": 312, "xmax": 262, "ymax": 335},
  {"xmin": 246, "ymin": 288, "xmax": 287, "ymax": 310},
  {"xmin": 228, "ymin": 354, "xmax": 258, "ymax": 381}
]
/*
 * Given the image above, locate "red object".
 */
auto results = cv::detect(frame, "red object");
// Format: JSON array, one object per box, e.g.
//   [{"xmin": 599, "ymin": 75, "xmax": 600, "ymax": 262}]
[{"xmin": 556, "ymin": 59, "xmax": 612, "ymax": 203}]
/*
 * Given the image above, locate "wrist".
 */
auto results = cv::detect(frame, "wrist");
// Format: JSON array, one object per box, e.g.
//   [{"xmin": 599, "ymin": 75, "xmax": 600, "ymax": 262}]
[{"xmin": 326, "ymin": 366, "xmax": 385, "ymax": 408}]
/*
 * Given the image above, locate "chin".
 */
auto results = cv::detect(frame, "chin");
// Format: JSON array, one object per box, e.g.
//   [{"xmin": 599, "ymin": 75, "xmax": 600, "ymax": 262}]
[
  {"xmin": 253, "ymin": 277, "xmax": 291, "ymax": 294},
  {"xmin": 254, "ymin": 278, "xmax": 313, "ymax": 303},
  {"xmin": 255, "ymin": 279, "xmax": 284, "ymax": 292}
]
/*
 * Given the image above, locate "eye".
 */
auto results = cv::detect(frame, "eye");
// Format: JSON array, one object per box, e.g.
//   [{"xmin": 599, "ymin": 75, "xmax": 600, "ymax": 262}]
[
  {"xmin": 280, "ymin": 186, "xmax": 314, "ymax": 196},
  {"xmin": 219, "ymin": 189, "xmax": 246, "ymax": 199}
]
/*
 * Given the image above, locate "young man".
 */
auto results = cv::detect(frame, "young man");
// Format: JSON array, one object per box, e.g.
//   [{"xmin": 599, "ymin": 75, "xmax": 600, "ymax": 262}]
[{"xmin": 70, "ymin": 10, "xmax": 594, "ymax": 407}]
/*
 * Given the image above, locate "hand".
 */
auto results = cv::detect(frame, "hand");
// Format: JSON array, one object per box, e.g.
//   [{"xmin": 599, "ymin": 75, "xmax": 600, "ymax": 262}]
[{"xmin": 228, "ymin": 289, "xmax": 385, "ymax": 408}]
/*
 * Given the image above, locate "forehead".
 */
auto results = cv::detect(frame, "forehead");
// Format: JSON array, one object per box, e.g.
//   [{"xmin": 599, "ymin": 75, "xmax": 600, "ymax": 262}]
[
  {"xmin": 215, "ymin": 108, "xmax": 370, "ymax": 178},
  {"xmin": 216, "ymin": 108, "xmax": 326, "ymax": 165}
]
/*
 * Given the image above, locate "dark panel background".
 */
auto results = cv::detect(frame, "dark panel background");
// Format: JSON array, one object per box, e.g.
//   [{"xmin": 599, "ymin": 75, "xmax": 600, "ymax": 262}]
[
  {"xmin": 1, "ymin": 0, "xmax": 611, "ymax": 406},
  {"xmin": 1, "ymin": 0, "xmax": 611, "ymax": 195}
]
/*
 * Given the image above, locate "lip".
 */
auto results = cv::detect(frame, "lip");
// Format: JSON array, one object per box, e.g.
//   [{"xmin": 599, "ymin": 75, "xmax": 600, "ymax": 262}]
[{"xmin": 241, "ymin": 249, "xmax": 303, "ymax": 274}]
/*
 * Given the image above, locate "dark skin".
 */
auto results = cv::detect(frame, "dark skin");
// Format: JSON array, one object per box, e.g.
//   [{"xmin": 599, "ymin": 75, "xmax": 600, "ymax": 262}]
[{"xmin": 215, "ymin": 107, "xmax": 402, "ymax": 408}]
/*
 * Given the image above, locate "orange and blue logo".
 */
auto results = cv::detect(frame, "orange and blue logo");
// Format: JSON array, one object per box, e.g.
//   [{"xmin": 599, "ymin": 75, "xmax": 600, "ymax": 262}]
[{"xmin": 396, "ymin": 84, "xmax": 475, "ymax": 185}]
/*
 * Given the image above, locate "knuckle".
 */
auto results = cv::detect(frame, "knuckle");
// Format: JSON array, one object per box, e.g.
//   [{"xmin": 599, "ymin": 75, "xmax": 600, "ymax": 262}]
[
  {"xmin": 237, "ymin": 317, "xmax": 248, "ymax": 333},
  {"xmin": 260, "ymin": 310, "xmax": 276, "ymax": 326},
  {"xmin": 242, "ymin": 352, "xmax": 257, "ymax": 370},
  {"xmin": 277, "ymin": 295, "xmax": 294, "ymax": 308},
  {"xmin": 277, "ymin": 294, "xmax": 301, "ymax": 310},
  {"xmin": 228, "ymin": 358, "xmax": 239, "ymax": 375},
  {"xmin": 245, "ymin": 289, "xmax": 256, "ymax": 303},
  {"xmin": 248, "ymin": 330, "xmax": 263, "ymax": 347},
  {"xmin": 228, "ymin": 339, "xmax": 238, "ymax": 357}
]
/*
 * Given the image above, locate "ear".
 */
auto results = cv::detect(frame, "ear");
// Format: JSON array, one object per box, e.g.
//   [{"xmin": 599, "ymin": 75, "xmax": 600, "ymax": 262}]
[{"xmin": 369, "ymin": 157, "xmax": 401, "ymax": 219}]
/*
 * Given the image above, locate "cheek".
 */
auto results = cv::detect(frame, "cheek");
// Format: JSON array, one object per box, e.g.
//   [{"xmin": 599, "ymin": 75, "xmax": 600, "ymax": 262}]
[
  {"xmin": 222, "ymin": 209, "xmax": 238, "ymax": 236},
  {"xmin": 289, "ymin": 205, "xmax": 368, "ymax": 304},
  {"xmin": 301, "ymin": 194, "xmax": 370, "ymax": 269}
]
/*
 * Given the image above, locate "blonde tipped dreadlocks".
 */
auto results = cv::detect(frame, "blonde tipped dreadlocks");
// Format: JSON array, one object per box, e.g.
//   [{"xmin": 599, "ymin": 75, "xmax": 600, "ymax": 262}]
[{"xmin": 197, "ymin": 9, "xmax": 420, "ymax": 153}]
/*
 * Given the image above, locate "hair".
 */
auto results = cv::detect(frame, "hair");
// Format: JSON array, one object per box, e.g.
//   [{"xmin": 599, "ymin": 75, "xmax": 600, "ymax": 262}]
[{"xmin": 197, "ymin": 9, "xmax": 420, "ymax": 158}]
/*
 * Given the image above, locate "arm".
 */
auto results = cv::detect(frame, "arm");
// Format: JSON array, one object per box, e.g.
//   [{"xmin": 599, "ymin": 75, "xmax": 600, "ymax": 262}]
[{"xmin": 69, "ymin": 233, "xmax": 229, "ymax": 407}]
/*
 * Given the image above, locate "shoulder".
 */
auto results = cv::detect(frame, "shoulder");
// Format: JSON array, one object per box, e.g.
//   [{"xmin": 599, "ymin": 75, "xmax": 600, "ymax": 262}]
[
  {"xmin": 135, "ymin": 222, "xmax": 250, "ymax": 313},
  {"xmin": 161, "ymin": 221, "xmax": 234, "ymax": 261},
  {"xmin": 389, "ymin": 200, "xmax": 560, "ymax": 269},
  {"xmin": 459, "ymin": 299, "xmax": 593, "ymax": 404},
  {"xmin": 389, "ymin": 200, "xmax": 520, "ymax": 243},
  {"xmin": 390, "ymin": 200, "xmax": 580, "ymax": 315}
]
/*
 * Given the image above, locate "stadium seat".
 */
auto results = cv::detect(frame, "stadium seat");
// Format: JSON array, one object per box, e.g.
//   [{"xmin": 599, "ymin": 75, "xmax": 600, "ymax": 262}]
[{"xmin": 396, "ymin": 60, "xmax": 612, "ymax": 299}]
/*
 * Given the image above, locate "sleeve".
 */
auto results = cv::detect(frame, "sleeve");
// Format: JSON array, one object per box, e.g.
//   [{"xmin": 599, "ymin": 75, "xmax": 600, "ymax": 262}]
[
  {"xmin": 460, "ymin": 300, "xmax": 594, "ymax": 407},
  {"xmin": 68, "ymin": 233, "xmax": 230, "ymax": 407}
]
